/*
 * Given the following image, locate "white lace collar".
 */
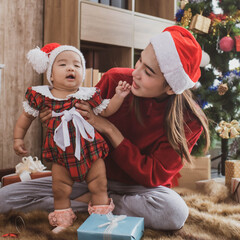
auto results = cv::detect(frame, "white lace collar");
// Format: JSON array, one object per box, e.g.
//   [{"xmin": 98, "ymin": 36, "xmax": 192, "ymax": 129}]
[{"xmin": 32, "ymin": 85, "xmax": 96, "ymax": 101}]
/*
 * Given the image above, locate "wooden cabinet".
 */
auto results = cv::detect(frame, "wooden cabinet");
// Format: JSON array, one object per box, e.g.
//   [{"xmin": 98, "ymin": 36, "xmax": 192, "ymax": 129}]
[
  {"xmin": 80, "ymin": 3, "xmax": 133, "ymax": 47},
  {"xmin": 44, "ymin": 0, "xmax": 174, "ymax": 72},
  {"xmin": 134, "ymin": 14, "xmax": 174, "ymax": 50}
]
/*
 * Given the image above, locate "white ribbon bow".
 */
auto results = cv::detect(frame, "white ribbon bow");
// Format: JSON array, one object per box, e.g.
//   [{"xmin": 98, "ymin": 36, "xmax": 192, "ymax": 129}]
[
  {"xmin": 15, "ymin": 156, "xmax": 46, "ymax": 181},
  {"xmin": 52, "ymin": 107, "xmax": 95, "ymax": 160},
  {"xmin": 98, "ymin": 213, "xmax": 127, "ymax": 239}
]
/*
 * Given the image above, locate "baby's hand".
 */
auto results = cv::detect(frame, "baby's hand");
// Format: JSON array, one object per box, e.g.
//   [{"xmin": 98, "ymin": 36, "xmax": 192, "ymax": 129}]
[
  {"xmin": 14, "ymin": 139, "xmax": 28, "ymax": 156},
  {"xmin": 115, "ymin": 81, "xmax": 131, "ymax": 98}
]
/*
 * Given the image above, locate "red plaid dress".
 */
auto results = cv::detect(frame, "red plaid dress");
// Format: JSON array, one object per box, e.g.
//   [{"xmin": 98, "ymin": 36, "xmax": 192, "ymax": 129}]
[{"xmin": 24, "ymin": 86, "xmax": 109, "ymax": 182}]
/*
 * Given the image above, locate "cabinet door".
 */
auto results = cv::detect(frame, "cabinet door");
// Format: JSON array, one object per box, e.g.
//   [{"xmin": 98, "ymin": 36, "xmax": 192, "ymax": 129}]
[
  {"xmin": 134, "ymin": 15, "xmax": 173, "ymax": 50},
  {"xmin": 80, "ymin": 2, "xmax": 133, "ymax": 47}
]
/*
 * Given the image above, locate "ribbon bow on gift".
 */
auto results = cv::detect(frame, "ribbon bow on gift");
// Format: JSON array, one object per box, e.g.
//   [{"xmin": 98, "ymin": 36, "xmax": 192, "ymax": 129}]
[
  {"xmin": 15, "ymin": 156, "xmax": 46, "ymax": 181},
  {"xmin": 216, "ymin": 120, "xmax": 240, "ymax": 139},
  {"xmin": 52, "ymin": 107, "xmax": 95, "ymax": 160},
  {"xmin": 98, "ymin": 213, "xmax": 127, "ymax": 238}
]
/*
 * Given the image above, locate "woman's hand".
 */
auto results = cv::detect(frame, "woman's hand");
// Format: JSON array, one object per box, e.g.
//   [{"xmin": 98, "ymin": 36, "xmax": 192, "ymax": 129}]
[
  {"xmin": 14, "ymin": 139, "xmax": 28, "ymax": 156},
  {"xmin": 39, "ymin": 107, "xmax": 51, "ymax": 127},
  {"xmin": 75, "ymin": 101, "xmax": 107, "ymax": 132},
  {"xmin": 75, "ymin": 101, "xmax": 124, "ymax": 148}
]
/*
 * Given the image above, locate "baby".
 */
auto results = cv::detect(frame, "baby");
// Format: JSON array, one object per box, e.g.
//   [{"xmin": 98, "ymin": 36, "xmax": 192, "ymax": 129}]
[{"xmin": 13, "ymin": 43, "xmax": 131, "ymax": 233}]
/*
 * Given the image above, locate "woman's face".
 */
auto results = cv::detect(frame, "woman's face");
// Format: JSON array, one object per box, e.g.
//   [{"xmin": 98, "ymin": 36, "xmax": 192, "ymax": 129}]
[{"xmin": 131, "ymin": 44, "xmax": 174, "ymax": 99}]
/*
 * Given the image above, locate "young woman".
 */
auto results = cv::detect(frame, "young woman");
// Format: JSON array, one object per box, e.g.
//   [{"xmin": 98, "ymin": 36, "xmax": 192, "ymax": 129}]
[{"xmin": 0, "ymin": 26, "xmax": 209, "ymax": 230}]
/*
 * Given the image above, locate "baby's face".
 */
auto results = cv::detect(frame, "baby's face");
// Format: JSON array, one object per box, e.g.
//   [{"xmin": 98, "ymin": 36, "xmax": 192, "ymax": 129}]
[{"xmin": 51, "ymin": 50, "xmax": 83, "ymax": 91}]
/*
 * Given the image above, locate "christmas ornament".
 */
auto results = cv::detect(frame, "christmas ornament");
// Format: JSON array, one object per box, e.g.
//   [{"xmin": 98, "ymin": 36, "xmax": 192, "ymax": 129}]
[
  {"xmin": 208, "ymin": 13, "xmax": 227, "ymax": 22},
  {"xmin": 219, "ymin": 36, "xmax": 234, "ymax": 52},
  {"xmin": 235, "ymin": 36, "xmax": 240, "ymax": 51},
  {"xmin": 200, "ymin": 50, "xmax": 210, "ymax": 67},
  {"xmin": 222, "ymin": 70, "xmax": 240, "ymax": 83},
  {"xmin": 189, "ymin": 13, "xmax": 211, "ymax": 34},
  {"xmin": 180, "ymin": 0, "xmax": 188, "ymax": 9},
  {"xmin": 181, "ymin": 8, "xmax": 192, "ymax": 27},
  {"xmin": 216, "ymin": 120, "xmax": 240, "ymax": 139},
  {"xmin": 176, "ymin": 9, "xmax": 184, "ymax": 22},
  {"xmin": 217, "ymin": 83, "xmax": 228, "ymax": 95}
]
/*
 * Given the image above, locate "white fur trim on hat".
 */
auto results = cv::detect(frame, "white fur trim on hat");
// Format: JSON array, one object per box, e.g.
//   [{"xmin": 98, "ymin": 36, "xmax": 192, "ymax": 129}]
[
  {"xmin": 150, "ymin": 32, "xmax": 195, "ymax": 94},
  {"xmin": 27, "ymin": 47, "xmax": 49, "ymax": 74},
  {"xmin": 46, "ymin": 45, "xmax": 86, "ymax": 85}
]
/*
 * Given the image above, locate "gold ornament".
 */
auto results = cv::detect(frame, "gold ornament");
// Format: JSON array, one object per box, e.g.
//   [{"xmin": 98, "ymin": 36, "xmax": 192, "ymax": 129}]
[
  {"xmin": 211, "ymin": 19, "xmax": 221, "ymax": 36},
  {"xmin": 231, "ymin": 120, "xmax": 240, "ymax": 132},
  {"xmin": 181, "ymin": 8, "xmax": 192, "ymax": 27},
  {"xmin": 189, "ymin": 13, "xmax": 211, "ymax": 34},
  {"xmin": 217, "ymin": 83, "xmax": 228, "ymax": 95},
  {"xmin": 230, "ymin": 127, "xmax": 239, "ymax": 138},
  {"xmin": 233, "ymin": 10, "xmax": 240, "ymax": 22},
  {"xmin": 220, "ymin": 127, "xmax": 230, "ymax": 139},
  {"xmin": 216, "ymin": 120, "xmax": 240, "ymax": 139}
]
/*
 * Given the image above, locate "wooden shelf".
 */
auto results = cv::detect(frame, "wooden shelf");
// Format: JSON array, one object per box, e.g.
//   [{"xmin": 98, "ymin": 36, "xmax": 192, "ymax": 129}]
[
  {"xmin": 134, "ymin": 12, "xmax": 174, "ymax": 50},
  {"xmin": 80, "ymin": 2, "xmax": 133, "ymax": 47},
  {"xmin": 44, "ymin": 0, "xmax": 174, "ymax": 71}
]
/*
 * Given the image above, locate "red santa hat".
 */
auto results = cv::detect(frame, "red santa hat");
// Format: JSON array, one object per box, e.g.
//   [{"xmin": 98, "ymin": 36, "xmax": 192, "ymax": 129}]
[
  {"xmin": 150, "ymin": 26, "xmax": 202, "ymax": 94},
  {"xmin": 27, "ymin": 43, "xmax": 86, "ymax": 85}
]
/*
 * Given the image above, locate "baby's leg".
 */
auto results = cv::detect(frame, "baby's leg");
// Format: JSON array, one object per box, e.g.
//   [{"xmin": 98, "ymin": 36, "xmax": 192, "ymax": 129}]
[
  {"xmin": 48, "ymin": 163, "xmax": 76, "ymax": 233},
  {"xmin": 86, "ymin": 158, "xmax": 108, "ymax": 205},
  {"xmin": 52, "ymin": 163, "xmax": 74, "ymax": 209},
  {"xmin": 86, "ymin": 158, "xmax": 114, "ymax": 214}
]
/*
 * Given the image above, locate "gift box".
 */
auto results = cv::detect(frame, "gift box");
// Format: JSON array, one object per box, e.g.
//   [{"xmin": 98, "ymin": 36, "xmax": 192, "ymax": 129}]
[
  {"xmin": 235, "ymin": 36, "xmax": 240, "ymax": 52},
  {"xmin": 225, "ymin": 160, "xmax": 240, "ymax": 187},
  {"xmin": 195, "ymin": 178, "xmax": 225, "ymax": 191},
  {"xmin": 1, "ymin": 171, "xmax": 52, "ymax": 187},
  {"xmin": 77, "ymin": 213, "xmax": 144, "ymax": 240},
  {"xmin": 189, "ymin": 14, "xmax": 211, "ymax": 34},
  {"xmin": 231, "ymin": 178, "xmax": 240, "ymax": 202},
  {"xmin": 178, "ymin": 155, "xmax": 211, "ymax": 190}
]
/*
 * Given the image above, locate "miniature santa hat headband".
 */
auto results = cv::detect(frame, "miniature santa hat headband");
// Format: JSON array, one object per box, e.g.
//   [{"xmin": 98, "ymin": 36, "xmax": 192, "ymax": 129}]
[
  {"xmin": 150, "ymin": 26, "xmax": 202, "ymax": 94},
  {"xmin": 27, "ymin": 43, "xmax": 86, "ymax": 85}
]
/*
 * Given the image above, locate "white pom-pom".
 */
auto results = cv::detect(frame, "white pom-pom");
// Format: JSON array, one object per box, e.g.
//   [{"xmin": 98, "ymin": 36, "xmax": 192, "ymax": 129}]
[
  {"xmin": 200, "ymin": 50, "xmax": 210, "ymax": 67},
  {"xmin": 27, "ymin": 47, "xmax": 49, "ymax": 74}
]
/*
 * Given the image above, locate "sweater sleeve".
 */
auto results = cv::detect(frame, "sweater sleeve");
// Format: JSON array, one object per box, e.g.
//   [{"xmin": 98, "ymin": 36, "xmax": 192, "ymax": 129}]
[{"xmin": 111, "ymin": 119, "xmax": 203, "ymax": 187}]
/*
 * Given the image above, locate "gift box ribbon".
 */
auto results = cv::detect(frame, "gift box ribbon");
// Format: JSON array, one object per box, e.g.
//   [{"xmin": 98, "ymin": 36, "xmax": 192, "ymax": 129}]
[
  {"xmin": 15, "ymin": 156, "xmax": 46, "ymax": 181},
  {"xmin": 98, "ymin": 213, "xmax": 127, "ymax": 240}
]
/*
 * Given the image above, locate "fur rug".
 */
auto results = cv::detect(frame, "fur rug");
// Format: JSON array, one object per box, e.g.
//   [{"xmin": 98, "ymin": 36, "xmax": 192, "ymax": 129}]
[{"xmin": 1, "ymin": 181, "xmax": 240, "ymax": 240}]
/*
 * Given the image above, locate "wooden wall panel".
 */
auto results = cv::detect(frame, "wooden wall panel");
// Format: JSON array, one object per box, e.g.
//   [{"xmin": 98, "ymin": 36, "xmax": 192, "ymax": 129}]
[
  {"xmin": 44, "ymin": 0, "xmax": 80, "ymax": 48},
  {"xmin": 0, "ymin": 0, "xmax": 43, "ymax": 169}
]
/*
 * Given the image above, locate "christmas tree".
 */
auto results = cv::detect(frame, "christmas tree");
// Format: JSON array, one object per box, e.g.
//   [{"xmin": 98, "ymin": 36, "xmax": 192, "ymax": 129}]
[{"xmin": 176, "ymin": 0, "xmax": 240, "ymax": 175}]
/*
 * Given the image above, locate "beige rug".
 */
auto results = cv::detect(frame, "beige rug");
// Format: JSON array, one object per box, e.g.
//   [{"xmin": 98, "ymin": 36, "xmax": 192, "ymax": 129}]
[{"xmin": 1, "ymin": 182, "xmax": 240, "ymax": 240}]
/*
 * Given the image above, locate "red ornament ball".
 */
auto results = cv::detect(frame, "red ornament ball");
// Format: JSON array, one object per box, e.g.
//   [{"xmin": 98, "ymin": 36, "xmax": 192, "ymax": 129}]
[{"xmin": 219, "ymin": 36, "xmax": 234, "ymax": 52}]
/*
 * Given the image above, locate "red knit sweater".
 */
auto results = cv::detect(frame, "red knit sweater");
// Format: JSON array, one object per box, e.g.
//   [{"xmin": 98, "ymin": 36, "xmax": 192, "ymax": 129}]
[{"xmin": 96, "ymin": 68, "xmax": 203, "ymax": 188}]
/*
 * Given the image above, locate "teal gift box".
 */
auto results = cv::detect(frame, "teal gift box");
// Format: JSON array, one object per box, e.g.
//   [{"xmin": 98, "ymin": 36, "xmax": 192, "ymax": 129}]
[{"xmin": 77, "ymin": 213, "xmax": 144, "ymax": 240}]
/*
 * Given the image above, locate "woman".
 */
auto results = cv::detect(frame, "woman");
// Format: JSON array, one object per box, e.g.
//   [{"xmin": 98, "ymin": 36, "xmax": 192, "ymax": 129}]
[{"xmin": 0, "ymin": 26, "xmax": 209, "ymax": 230}]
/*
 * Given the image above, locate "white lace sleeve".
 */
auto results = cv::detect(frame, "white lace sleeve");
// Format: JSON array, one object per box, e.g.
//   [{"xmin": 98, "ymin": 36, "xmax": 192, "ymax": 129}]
[
  {"xmin": 93, "ymin": 99, "xmax": 110, "ymax": 115},
  {"xmin": 22, "ymin": 101, "xmax": 39, "ymax": 117}
]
